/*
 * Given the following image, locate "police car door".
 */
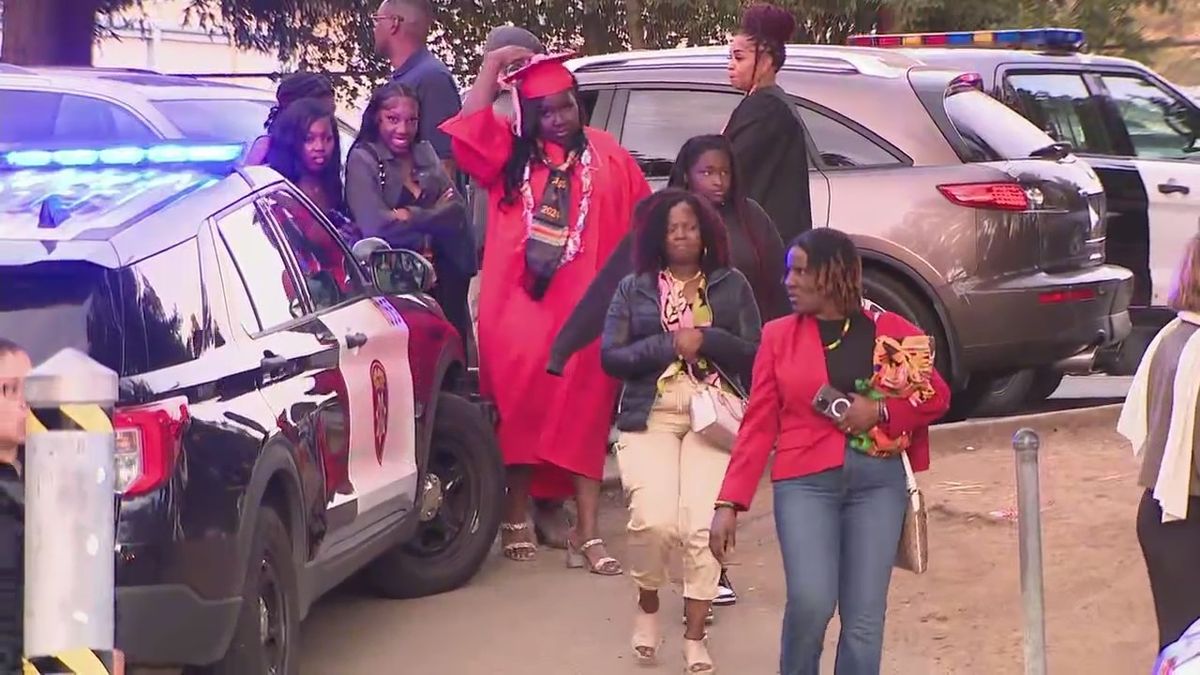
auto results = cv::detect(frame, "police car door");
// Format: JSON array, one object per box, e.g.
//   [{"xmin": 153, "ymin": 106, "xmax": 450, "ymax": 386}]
[
  {"xmin": 260, "ymin": 190, "xmax": 418, "ymax": 523},
  {"xmin": 1094, "ymin": 72, "xmax": 1200, "ymax": 307}
]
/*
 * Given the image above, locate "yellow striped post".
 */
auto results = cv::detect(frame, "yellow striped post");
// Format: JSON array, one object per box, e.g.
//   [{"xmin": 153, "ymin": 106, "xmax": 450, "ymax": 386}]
[{"xmin": 22, "ymin": 349, "xmax": 118, "ymax": 674}]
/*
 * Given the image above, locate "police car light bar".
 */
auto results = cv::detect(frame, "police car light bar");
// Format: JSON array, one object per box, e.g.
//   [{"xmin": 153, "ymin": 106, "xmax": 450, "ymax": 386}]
[
  {"xmin": 1, "ymin": 142, "xmax": 245, "ymax": 170},
  {"xmin": 847, "ymin": 27, "xmax": 1086, "ymax": 52}
]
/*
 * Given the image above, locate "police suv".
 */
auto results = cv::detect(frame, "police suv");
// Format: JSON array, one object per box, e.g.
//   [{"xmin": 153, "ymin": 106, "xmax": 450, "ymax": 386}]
[
  {"xmin": 851, "ymin": 27, "xmax": 1200, "ymax": 375},
  {"xmin": 0, "ymin": 142, "xmax": 503, "ymax": 672}
]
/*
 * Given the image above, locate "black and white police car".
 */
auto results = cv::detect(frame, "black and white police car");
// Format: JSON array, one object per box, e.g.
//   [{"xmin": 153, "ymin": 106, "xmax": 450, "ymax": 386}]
[
  {"xmin": 0, "ymin": 141, "xmax": 503, "ymax": 673},
  {"xmin": 852, "ymin": 27, "xmax": 1200, "ymax": 375}
]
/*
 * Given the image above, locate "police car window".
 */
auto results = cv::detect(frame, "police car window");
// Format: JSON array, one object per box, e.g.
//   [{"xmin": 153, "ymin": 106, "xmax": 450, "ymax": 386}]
[
  {"xmin": 262, "ymin": 191, "xmax": 365, "ymax": 312},
  {"xmin": 217, "ymin": 203, "xmax": 303, "ymax": 332},
  {"xmin": 622, "ymin": 90, "xmax": 741, "ymax": 177},
  {"xmin": 797, "ymin": 107, "xmax": 900, "ymax": 168},
  {"xmin": 120, "ymin": 240, "xmax": 211, "ymax": 375},
  {"xmin": 55, "ymin": 95, "xmax": 157, "ymax": 143},
  {"xmin": 0, "ymin": 90, "xmax": 156, "ymax": 144},
  {"xmin": 153, "ymin": 99, "xmax": 274, "ymax": 144},
  {"xmin": 1100, "ymin": 75, "xmax": 1200, "ymax": 161},
  {"xmin": 1004, "ymin": 73, "xmax": 1113, "ymax": 155}
]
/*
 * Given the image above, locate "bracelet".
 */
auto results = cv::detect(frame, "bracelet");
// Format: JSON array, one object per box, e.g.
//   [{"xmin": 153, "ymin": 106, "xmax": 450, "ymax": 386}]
[
  {"xmin": 877, "ymin": 399, "xmax": 889, "ymax": 424},
  {"xmin": 714, "ymin": 500, "xmax": 738, "ymax": 512}
]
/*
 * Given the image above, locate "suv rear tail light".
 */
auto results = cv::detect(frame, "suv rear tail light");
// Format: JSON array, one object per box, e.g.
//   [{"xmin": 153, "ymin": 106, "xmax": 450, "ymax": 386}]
[
  {"xmin": 937, "ymin": 182, "xmax": 1030, "ymax": 211},
  {"xmin": 114, "ymin": 398, "xmax": 189, "ymax": 497},
  {"xmin": 1038, "ymin": 288, "xmax": 1097, "ymax": 304}
]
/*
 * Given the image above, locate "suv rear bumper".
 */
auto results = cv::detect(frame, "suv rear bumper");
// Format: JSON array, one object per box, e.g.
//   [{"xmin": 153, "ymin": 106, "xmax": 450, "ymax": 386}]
[
  {"xmin": 117, "ymin": 584, "xmax": 240, "ymax": 666},
  {"xmin": 955, "ymin": 264, "xmax": 1134, "ymax": 373}
]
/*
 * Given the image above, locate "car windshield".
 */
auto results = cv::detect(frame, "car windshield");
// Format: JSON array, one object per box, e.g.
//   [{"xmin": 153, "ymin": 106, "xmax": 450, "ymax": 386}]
[
  {"xmin": 153, "ymin": 98, "xmax": 274, "ymax": 143},
  {"xmin": 944, "ymin": 89, "xmax": 1060, "ymax": 161}
]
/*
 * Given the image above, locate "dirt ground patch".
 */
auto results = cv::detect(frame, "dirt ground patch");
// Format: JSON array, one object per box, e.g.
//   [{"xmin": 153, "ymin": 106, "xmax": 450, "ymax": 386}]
[
  {"xmin": 300, "ymin": 410, "xmax": 1159, "ymax": 674},
  {"xmin": 880, "ymin": 417, "xmax": 1157, "ymax": 673}
]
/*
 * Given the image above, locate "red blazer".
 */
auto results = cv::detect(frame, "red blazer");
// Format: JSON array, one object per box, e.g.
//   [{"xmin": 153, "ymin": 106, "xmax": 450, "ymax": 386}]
[{"xmin": 718, "ymin": 310, "xmax": 951, "ymax": 510}]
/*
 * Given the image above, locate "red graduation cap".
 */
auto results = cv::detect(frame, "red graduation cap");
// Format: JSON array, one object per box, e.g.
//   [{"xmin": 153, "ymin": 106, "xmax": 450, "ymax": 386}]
[{"xmin": 503, "ymin": 52, "xmax": 576, "ymax": 99}]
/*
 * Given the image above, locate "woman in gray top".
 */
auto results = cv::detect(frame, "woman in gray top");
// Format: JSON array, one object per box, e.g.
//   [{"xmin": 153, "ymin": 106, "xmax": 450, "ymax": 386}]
[
  {"xmin": 1119, "ymin": 233, "xmax": 1200, "ymax": 653},
  {"xmin": 345, "ymin": 82, "xmax": 476, "ymax": 346}
]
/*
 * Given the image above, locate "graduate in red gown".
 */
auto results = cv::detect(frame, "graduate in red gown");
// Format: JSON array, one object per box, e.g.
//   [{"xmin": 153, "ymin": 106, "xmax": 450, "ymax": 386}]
[{"xmin": 441, "ymin": 48, "xmax": 651, "ymax": 572}]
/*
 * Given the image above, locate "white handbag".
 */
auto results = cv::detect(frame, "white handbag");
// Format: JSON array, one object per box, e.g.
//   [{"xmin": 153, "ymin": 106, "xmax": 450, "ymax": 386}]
[
  {"xmin": 689, "ymin": 373, "xmax": 747, "ymax": 452},
  {"xmin": 895, "ymin": 451, "xmax": 929, "ymax": 574}
]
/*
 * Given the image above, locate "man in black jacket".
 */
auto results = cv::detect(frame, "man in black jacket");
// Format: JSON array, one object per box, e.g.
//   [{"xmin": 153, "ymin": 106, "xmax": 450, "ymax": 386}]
[{"xmin": 0, "ymin": 338, "xmax": 29, "ymax": 672}]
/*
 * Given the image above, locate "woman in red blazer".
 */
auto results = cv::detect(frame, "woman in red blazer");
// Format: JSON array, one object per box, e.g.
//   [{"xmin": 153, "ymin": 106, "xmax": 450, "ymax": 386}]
[{"xmin": 709, "ymin": 229, "xmax": 950, "ymax": 675}]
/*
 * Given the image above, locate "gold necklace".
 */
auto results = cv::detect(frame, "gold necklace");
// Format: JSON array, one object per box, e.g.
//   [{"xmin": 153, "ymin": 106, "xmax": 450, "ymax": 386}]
[{"xmin": 823, "ymin": 317, "xmax": 851, "ymax": 352}]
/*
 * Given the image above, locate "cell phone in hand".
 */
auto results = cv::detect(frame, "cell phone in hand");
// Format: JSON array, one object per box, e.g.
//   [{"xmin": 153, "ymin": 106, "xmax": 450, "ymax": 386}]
[{"xmin": 812, "ymin": 384, "xmax": 852, "ymax": 422}]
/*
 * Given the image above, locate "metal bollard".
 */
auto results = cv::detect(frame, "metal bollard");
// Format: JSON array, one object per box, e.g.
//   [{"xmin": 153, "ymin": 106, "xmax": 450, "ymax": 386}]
[
  {"xmin": 23, "ymin": 348, "xmax": 119, "ymax": 673},
  {"xmin": 1013, "ymin": 428, "xmax": 1048, "ymax": 675}
]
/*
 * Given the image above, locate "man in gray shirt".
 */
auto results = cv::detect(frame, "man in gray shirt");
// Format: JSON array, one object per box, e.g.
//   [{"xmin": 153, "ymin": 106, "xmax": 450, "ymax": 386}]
[{"xmin": 372, "ymin": 0, "xmax": 461, "ymax": 175}]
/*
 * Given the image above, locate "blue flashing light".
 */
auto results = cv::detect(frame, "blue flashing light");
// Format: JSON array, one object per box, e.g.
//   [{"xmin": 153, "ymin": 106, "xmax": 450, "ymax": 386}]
[{"xmin": 1, "ymin": 142, "xmax": 245, "ymax": 171}]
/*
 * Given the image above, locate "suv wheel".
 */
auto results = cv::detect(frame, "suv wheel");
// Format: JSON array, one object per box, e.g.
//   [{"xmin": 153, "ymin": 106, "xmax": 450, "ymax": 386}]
[
  {"xmin": 971, "ymin": 369, "xmax": 1037, "ymax": 417},
  {"xmin": 366, "ymin": 392, "xmax": 503, "ymax": 599},
  {"xmin": 198, "ymin": 508, "xmax": 298, "ymax": 675},
  {"xmin": 1025, "ymin": 367, "xmax": 1065, "ymax": 405}
]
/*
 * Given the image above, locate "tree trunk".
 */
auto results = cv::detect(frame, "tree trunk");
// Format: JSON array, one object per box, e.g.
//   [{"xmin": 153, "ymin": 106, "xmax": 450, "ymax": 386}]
[
  {"xmin": 1, "ymin": 0, "xmax": 99, "ymax": 66},
  {"xmin": 581, "ymin": 0, "xmax": 615, "ymax": 55},
  {"xmin": 626, "ymin": 0, "xmax": 646, "ymax": 50}
]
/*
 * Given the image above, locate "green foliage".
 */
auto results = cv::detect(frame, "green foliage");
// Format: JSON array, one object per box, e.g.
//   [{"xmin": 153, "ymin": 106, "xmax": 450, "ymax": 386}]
[{"xmin": 1, "ymin": 0, "xmax": 1178, "ymax": 96}]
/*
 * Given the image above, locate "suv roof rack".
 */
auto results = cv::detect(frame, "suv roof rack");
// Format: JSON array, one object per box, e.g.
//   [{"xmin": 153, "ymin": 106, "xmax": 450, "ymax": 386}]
[{"xmin": 571, "ymin": 44, "xmax": 914, "ymax": 78}]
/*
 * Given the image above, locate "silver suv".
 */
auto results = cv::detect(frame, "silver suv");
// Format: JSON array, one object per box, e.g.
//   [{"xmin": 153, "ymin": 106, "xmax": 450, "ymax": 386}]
[{"xmin": 567, "ymin": 45, "xmax": 1134, "ymax": 416}]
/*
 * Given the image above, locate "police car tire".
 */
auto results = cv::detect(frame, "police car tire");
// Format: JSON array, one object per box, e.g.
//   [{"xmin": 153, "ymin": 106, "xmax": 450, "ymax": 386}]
[
  {"xmin": 203, "ymin": 508, "xmax": 298, "ymax": 675},
  {"xmin": 365, "ymin": 392, "xmax": 503, "ymax": 599}
]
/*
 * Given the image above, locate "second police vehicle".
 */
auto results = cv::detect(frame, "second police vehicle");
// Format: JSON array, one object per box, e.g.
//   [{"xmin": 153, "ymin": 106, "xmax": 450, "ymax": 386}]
[
  {"xmin": 852, "ymin": 26, "xmax": 1200, "ymax": 385},
  {"xmin": 0, "ymin": 141, "xmax": 504, "ymax": 673}
]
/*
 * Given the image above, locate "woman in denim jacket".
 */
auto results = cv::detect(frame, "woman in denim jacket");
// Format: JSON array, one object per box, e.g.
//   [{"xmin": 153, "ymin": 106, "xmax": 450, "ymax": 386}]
[{"xmin": 601, "ymin": 188, "xmax": 761, "ymax": 673}]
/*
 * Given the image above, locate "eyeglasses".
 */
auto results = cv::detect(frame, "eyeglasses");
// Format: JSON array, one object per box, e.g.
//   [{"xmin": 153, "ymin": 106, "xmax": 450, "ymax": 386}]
[{"xmin": 371, "ymin": 13, "xmax": 401, "ymax": 23}]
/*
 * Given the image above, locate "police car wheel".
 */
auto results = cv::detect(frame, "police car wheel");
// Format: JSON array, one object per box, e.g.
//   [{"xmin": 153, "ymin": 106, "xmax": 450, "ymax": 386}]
[
  {"xmin": 365, "ymin": 392, "xmax": 503, "ymax": 599},
  {"xmin": 201, "ymin": 509, "xmax": 298, "ymax": 675}
]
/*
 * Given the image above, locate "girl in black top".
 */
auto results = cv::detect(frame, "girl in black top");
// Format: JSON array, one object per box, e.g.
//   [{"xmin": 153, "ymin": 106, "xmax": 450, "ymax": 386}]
[
  {"xmin": 724, "ymin": 2, "xmax": 813, "ymax": 244},
  {"xmin": 267, "ymin": 97, "xmax": 348, "ymax": 226},
  {"xmin": 246, "ymin": 72, "xmax": 335, "ymax": 166},
  {"xmin": 669, "ymin": 135, "xmax": 790, "ymax": 322}
]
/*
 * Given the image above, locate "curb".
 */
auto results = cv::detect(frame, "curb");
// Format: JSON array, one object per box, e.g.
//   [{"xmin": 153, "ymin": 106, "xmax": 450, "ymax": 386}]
[
  {"xmin": 930, "ymin": 403, "xmax": 1122, "ymax": 452},
  {"xmin": 601, "ymin": 403, "xmax": 1124, "ymax": 491}
]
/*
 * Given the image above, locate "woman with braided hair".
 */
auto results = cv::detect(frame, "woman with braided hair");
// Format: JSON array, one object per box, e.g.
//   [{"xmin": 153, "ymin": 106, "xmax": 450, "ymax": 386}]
[
  {"xmin": 710, "ymin": 229, "xmax": 950, "ymax": 674},
  {"xmin": 441, "ymin": 47, "xmax": 650, "ymax": 573},
  {"xmin": 724, "ymin": 2, "xmax": 813, "ymax": 244},
  {"xmin": 245, "ymin": 72, "xmax": 336, "ymax": 166}
]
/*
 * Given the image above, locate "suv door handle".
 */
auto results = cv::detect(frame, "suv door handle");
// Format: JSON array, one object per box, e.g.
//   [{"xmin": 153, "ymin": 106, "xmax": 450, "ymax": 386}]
[
  {"xmin": 1158, "ymin": 182, "xmax": 1190, "ymax": 196},
  {"xmin": 345, "ymin": 332, "xmax": 369, "ymax": 349},
  {"xmin": 260, "ymin": 354, "xmax": 288, "ymax": 374}
]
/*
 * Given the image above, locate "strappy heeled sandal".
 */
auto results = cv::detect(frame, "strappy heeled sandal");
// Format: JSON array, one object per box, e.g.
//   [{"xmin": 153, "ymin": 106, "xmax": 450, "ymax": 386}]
[
  {"xmin": 632, "ymin": 608, "xmax": 661, "ymax": 665},
  {"xmin": 566, "ymin": 537, "xmax": 622, "ymax": 575},
  {"xmin": 500, "ymin": 521, "xmax": 537, "ymax": 562},
  {"xmin": 684, "ymin": 635, "xmax": 715, "ymax": 674}
]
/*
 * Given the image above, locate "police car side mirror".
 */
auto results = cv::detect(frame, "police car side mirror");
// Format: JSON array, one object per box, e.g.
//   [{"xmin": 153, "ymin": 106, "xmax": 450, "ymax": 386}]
[
  {"xmin": 351, "ymin": 237, "xmax": 391, "ymax": 264},
  {"xmin": 371, "ymin": 249, "xmax": 436, "ymax": 295}
]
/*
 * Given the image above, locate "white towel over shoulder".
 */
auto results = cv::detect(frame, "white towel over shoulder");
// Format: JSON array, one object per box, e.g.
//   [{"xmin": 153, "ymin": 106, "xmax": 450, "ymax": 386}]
[{"xmin": 1118, "ymin": 312, "xmax": 1200, "ymax": 522}]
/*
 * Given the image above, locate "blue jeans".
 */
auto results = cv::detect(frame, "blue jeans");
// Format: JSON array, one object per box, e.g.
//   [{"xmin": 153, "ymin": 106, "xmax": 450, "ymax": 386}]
[{"xmin": 774, "ymin": 447, "xmax": 908, "ymax": 675}]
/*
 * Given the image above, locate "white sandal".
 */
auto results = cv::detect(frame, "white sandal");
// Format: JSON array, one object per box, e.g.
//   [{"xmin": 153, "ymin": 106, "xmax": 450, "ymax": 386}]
[
  {"xmin": 500, "ymin": 521, "xmax": 537, "ymax": 562},
  {"xmin": 632, "ymin": 608, "xmax": 661, "ymax": 665},
  {"xmin": 684, "ymin": 635, "xmax": 715, "ymax": 674}
]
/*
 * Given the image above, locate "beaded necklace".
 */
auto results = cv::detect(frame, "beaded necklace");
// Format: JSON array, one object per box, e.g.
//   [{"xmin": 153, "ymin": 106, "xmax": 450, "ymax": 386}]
[{"xmin": 822, "ymin": 317, "xmax": 852, "ymax": 352}]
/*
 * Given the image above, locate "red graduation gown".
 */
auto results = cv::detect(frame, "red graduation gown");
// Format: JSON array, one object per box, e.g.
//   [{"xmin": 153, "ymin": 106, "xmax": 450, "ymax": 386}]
[{"xmin": 441, "ymin": 108, "xmax": 650, "ymax": 494}]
